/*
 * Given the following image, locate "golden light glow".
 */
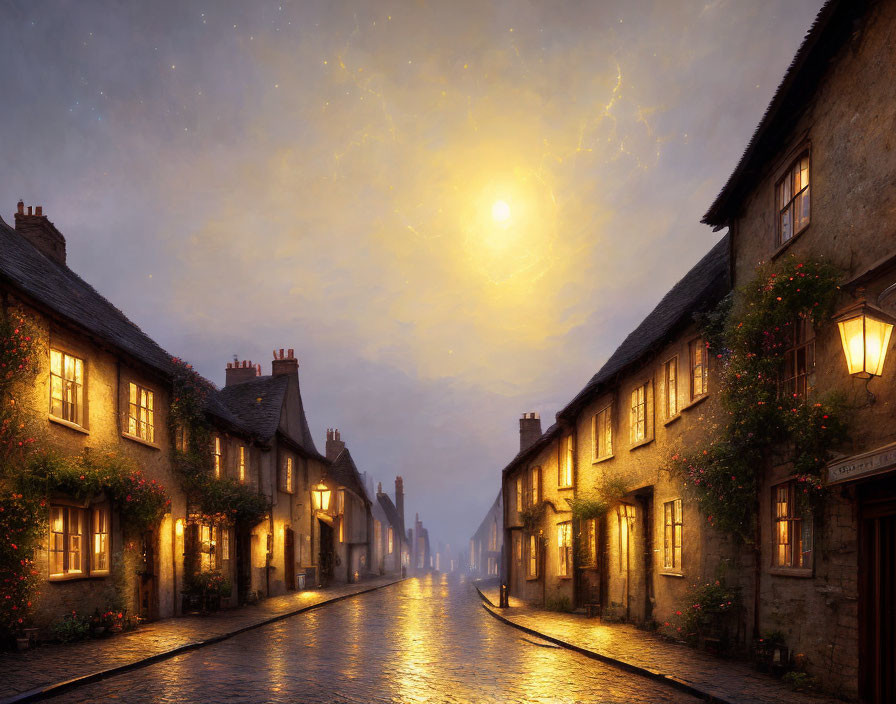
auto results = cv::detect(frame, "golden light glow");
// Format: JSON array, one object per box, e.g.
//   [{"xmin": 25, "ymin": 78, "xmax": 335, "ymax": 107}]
[
  {"xmin": 835, "ymin": 302, "xmax": 895, "ymax": 378},
  {"xmin": 311, "ymin": 482, "xmax": 332, "ymax": 512},
  {"xmin": 175, "ymin": 518, "xmax": 184, "ymax": 537},
  {"xmin": 491, "ymin": 199, "xmax": 511, "ymax": 224}
]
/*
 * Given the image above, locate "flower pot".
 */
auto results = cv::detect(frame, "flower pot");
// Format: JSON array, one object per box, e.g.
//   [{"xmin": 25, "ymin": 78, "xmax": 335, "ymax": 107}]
[
  {"xmin": 91, "ymin": 626, "xmax": 106, "ymax": 637},
  {"xmin": 16, "ymin": 637, "xmax": 30, "ymax": 652}
]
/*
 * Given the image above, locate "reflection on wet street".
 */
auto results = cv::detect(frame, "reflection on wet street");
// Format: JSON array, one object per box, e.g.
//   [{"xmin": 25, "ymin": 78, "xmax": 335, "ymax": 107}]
[{"xmin": 55, "ymin": 575, "xmax": 700, "ymax": 703}]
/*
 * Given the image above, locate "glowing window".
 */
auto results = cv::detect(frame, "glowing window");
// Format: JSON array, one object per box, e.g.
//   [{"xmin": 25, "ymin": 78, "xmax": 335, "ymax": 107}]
[
  {"xmin": 777, "ymin": 152, "xmax": 810, "ymax": 245},
  {"xmin": 664, "ymin": 357, "xmax": 678, "ymax": 418},
  {"xmin": 49, "ymin": 349, "xmax": 84, "ymax": 426},
  {"xmin": 593, "ymin": 406, "xmax": 613, "ymax": 460},
  {"xmin": 127, "ymin": 382, "xmax": 154, "ymax": 443},
  {"xmin": 663, "ymin": 499, "xmax": 683, "ymax": 570}
]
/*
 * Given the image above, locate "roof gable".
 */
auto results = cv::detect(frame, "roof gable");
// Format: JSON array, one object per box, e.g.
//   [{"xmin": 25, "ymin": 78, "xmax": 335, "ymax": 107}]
[
  {"xmin": 703, "ymin": 0, "xmax": 869, "ymax": 227},
  {"xmin": 558, "ymin": 233, "xmax": 730, "ymax": 419},
  {"xmin": 0, "ymin": 217, "xmax": 174, "ymax": 375}
]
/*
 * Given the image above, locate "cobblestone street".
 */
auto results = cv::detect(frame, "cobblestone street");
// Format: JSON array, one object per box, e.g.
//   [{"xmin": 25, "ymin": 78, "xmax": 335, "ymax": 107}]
[{"xmin": 49, "ymin": 575, "xmax": 699, "ymax": 704}]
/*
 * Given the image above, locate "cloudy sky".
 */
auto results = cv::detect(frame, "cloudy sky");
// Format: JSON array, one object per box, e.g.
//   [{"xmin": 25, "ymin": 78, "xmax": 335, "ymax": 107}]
[{"xmin": 0, "ymin": 0, "xmax": 823, "ymax": 553}]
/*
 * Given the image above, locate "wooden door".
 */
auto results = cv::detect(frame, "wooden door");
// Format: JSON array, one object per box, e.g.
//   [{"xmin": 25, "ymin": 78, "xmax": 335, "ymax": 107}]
[
  {"xmin": 860, "ymin": 479, "xmax": 896, "ymax": 703},
  {"xmin": 284, "ymin": 527, "xmax": 296, "ymax": 590},
  {"xmin": 236, "ymin": 529, "xmax": 252, "ymax": 604},
  {"xmin": 137, "ymin": 529, "xmax": 158, "ymax": 621}
]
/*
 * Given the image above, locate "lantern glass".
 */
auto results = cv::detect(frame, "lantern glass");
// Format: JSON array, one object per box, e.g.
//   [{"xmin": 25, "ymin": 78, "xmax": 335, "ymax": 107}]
[
  {"xmin": 311, "ymin": 482, "xmax": 332, "ymax": 512},
  {"xmin": 837, "ymin": 312, "xmax": 894, "ymax": 377}
]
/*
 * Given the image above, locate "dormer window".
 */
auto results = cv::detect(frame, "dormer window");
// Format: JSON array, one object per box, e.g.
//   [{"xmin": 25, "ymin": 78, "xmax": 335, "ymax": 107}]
[{"xmin": 776, "ymin": 152, "xmax": 810, "ymax": 246}]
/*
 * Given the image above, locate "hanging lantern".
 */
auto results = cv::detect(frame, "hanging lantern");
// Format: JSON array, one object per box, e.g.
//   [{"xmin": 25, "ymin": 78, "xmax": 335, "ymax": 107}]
[
  {"xmin": 834, "ymin": 301, "xmax": 895, "ymax": 378},
  {"xmin": 311, "ymin": 481, "xmax": 332, "ymax": 512}
]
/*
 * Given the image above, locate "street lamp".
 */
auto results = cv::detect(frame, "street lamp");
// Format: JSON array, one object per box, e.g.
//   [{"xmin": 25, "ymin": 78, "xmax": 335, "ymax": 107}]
[
  {"xmin": 834, "ymin": 300, "xmax": 895, "ymax": 378},
  {"xmin": 311, "ymin": 481, "xmax": 331, "ymax": 512}
]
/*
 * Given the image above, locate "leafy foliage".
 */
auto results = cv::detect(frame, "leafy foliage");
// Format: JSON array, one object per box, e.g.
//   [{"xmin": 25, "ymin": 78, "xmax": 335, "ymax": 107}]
[
  {"xmin": 665, "ymin": 257, "xmax": 846, "ymax": 540},
  {"xmin": 566, "ymin": 476, "xmax": 628, "ymax": 520},
  {"xmin": 519, "ymin": 502, "xmax": 546, "ymax": 532}
]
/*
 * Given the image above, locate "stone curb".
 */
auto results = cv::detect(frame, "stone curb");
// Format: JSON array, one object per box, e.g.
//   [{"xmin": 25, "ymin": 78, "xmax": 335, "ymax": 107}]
[
  {"xmin": 473, "ymin": 584, "xmax": 733, "ymax": 704},
  {"xmin": 4, "ymin": 578, "xmax": 406, "ymax": 704}
]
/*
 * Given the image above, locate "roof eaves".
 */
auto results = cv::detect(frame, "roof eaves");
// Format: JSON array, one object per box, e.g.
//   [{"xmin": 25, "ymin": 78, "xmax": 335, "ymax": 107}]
[{"xmin": 702, "ymin": 0, "xmax": 865, "ymax": 227}]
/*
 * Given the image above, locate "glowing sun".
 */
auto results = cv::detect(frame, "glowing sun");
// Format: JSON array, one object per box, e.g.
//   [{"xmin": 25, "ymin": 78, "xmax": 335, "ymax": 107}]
[{"xmin": 491, "ymin": 199, "xmax": 511, "ymax": 224}]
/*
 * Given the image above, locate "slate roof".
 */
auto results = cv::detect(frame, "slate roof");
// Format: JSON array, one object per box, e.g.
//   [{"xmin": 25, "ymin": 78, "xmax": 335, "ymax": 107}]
[
  {"xmin": 329, "ymin": 447, "xmax": 369, "ymax": 502},
  {"xmin": 217, "ymin": 375, "xmax": 289, "ymax": 441},
  {"xmin": 703, "ymin": 0, "xmax": 868, "ymax": 227},
  {"xmin": 0, "ymin": 216, "xmax": 174, "ymax": 375},
  {"xmin": 377, "ymin": 492, "xmax": 404, "ymax": 534},
  {"xmin": 559, "ymin": 233, "xmax": 730, "ymax": 420}
]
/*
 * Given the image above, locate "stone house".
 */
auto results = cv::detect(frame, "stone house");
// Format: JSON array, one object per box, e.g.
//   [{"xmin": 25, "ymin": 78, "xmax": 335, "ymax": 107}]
[
  {"xmin": 323, "ymin": 430, "xmax": 372, "ymax": 583},
  {"xmin": 410, "ymin": 513, "xmax": 431, "ymax": 572},
  {"xmin": 217, "ymin": 351, "xmax": 329, "ymax": 595},
  {"xmin": 555, "ymin": 236, "xmax": 730, "ymax": 624},
  {"xmin": 469, "ymin": 490, "xmax": 503, "ymax": 579},
  {"xmin": 0, "ymin": 205, "xmax": 185, "ymax": 624},
  {"xmin": 702, "ymin": 0, "xmax": 896, "ymax": 698},
  {"xmin": 375, "ymin": 477, "xmax": 406, "ymax": 576},
  {"xmin": 502, "ymin": 415, "xmax": 573, "ymax": 606}
]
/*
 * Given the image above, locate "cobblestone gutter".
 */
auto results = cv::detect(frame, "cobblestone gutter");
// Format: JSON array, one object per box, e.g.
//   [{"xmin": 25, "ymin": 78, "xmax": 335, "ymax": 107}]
[
  {"xmin": 473, "ymin": 583, "xmax": 842, "ymax": 704},
  {"xmin": 0, "ymin": 577, "xmax": 405, "ymax": 704}
]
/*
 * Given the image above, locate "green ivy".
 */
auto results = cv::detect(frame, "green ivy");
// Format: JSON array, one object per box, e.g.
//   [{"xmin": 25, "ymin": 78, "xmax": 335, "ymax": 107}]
[
  {"xmin": 169, "ymin": 360, "xmax": 269, "ymax": 529},
  {"xmin": 665, "ymin": 257, "xmax": 847, "ymax": 540}
]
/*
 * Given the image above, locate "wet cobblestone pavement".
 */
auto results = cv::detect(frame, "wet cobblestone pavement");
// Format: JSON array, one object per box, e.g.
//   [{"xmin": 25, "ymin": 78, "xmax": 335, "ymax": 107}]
[{"xmin": 52, "ymin": 575, "xmax": 701, "ymax": 703}]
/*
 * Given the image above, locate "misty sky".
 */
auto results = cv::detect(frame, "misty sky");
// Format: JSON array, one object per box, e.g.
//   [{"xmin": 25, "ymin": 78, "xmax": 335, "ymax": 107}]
[{"xmin": 0, "ymin": 0, "xmax": 823, "ymax": 554}]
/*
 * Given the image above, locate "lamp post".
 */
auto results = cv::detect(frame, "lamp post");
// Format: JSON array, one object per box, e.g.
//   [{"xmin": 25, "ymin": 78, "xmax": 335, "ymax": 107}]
[{"xmin": 835, "ymin": 300, "xmax": 895, "ymax": 379}]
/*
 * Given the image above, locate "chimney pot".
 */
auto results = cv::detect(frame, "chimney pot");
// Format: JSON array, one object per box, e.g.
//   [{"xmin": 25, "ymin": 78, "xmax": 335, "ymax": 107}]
[
  {"xmin": 27, "ymin": 206, "xmax": 32, "ymax": 215},
  {"xmin": 279, "ymin": 348, "xmax": 284, "ymax": 359},
  {"xmin": 35, "ymin": 206, "xmax": 42, "ymax": 216},
  {"xmin": 16, "ymin": 201, "xmax": 24, "ymax": 215},
  {"xmin": 287, "ymin": 348, "xmax": 294, "ymax": 358},
  {"xmin": 255, "ymin": 363, "xmax": 261, "ymax": 376},
  {"xmin": 519, "ymin": 411, "xmax": 543, "ymax": 453}
]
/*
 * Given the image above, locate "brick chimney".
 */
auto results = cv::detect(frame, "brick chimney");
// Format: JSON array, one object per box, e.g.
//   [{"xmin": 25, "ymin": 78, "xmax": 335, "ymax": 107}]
[
  {"xmin": 225, "ymin": 358, "xmax": 261, "ymax": 386},
  {"xmin": 519, "ymin": 412, "xmax": 542, "ymax": 452},
  {"xmin": 325, "ymin": 428, "xmax": 345, "ymax": 461},
  {"xmin": 395, "ymin": 476, "xmax": 404, "ymax": 526},
  {"xmin": 377, "ymin": 482, "xmax": 383, "ymax": 494},
  {"xmin": 272, "ymin": 348, "xmax": 298, "ymax": 378},
  {"xmin": 14, "ymin": 201, "xmax": 66, "ymax": 265}
]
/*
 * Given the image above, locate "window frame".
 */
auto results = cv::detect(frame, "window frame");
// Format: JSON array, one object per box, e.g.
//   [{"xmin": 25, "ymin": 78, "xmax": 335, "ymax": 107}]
[
  {"xmin": 778, "ymin": 317, "xmax": 815, "ymax": 400},
  {"xmin": 559, "ymin": 435, "xmax": 574, "ymax": 488},
  {"xmin": 49, "ymin": 349, "xmax": 85, "ymax": 428},
  {"xmin": 126, "ymin": 381, "xmax": 156, "ymax": 445},
  {"xmin": 663, "ymin": 356, "xmax": 679, "ymax": 419},
  {"xmin": 629, "ymin": 381, "xmax": 651, "ymax": 446},
  {"xmin": 689, "ymin": 339, "xmax": 709, "ymax": 402},
  {"xmin": 527, "ymin": 533, "xmax": 538, "ymax": 579},
  {"xmin": 213, "ymin": 435, "xmax": 222, "ymax": 479},
  {"xmin": 772, "ymin": 480, "xmax": 813, "ymax": 574},
  {"xmin": 49, "ymin": 503, "xmax": 110, "ymax": 580},
  {"xmin": 529, "ymin": 466, "xmax": 541, "ymax": 506},
  {"xmin": 557, "ymin": 521, "xmax": 572, "ymax": 578},
  {"xmin": 239, "ymin": 445, "xmax": 248, "ymax": 484},
  {"xmin": 775, "ymin": 150, "xmax": 810, "ymax": 247},
  {"xmin": 662, "ymin": 499, "xmax": 683, "ymax": 572},
  {"xmin": 593, "ymin": 404, "xmax": 613, "ymax": 461}
]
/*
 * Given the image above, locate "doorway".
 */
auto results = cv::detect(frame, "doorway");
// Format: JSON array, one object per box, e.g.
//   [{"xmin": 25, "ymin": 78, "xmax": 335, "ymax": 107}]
[
  {"xmin": 236, "ymin": 528, "xmax": 252, "ymax": 604},
  {"xmin": 859, "ymin": 477, "xmax": 896, "ymax": 703},
  {"xmin": 137, "ymin": 529, "xmax": 158, "ymax": 621},
  {"xmin": 284, "ymin": 527, "xmax": 296, "ymax": 590},
  {"xmin": 318, "ymin": 519, "xmax": 335, "ymax": 587}
]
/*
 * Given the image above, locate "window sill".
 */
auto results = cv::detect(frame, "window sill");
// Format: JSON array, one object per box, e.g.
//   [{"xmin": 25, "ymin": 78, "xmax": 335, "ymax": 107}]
[
  {"xmin": 557, "ymin": 485, "xmax": 574, "ymax": 491},
  {"xmin": 680, "ymin": 395, "xmax": 709, "ymax": 413},
  {"xmin": 660, "ymin": 571, "xmax": 685, "ymax": 578},
  {"xmin": 121, "ymin": 433, "xmax": 160, "ymax": 450},
  {"xmin": 526, "ymin": 576, "xmax": 539, "ymax": 581},
  {"xmin": 629, "ymin": 437, "xmax": 654, "ymax": 451},
  {"xmin": 557, "ymin": 575, "xmax": 572, "ymax": 580},
  {"xmin": 593, "ymin": 454, "xmax": 614, "ymax": 465},
  {"xmin": 49, "ymin": 416, "xmax": 89, "ymax": 435},
  {"xmin": 663, "ymin": 414, "xmax": 682, "ymax": 427},
  {"xmin": 770, "ymin": 225, "xmax": 809, "ymax": 261},
  {"xmin": 49, "ymin": 573, "xmax": 109, "ymax": 583},
  {"xmin": 768, "ymin": 567, "xmax": 813, "ymax": 578}
]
